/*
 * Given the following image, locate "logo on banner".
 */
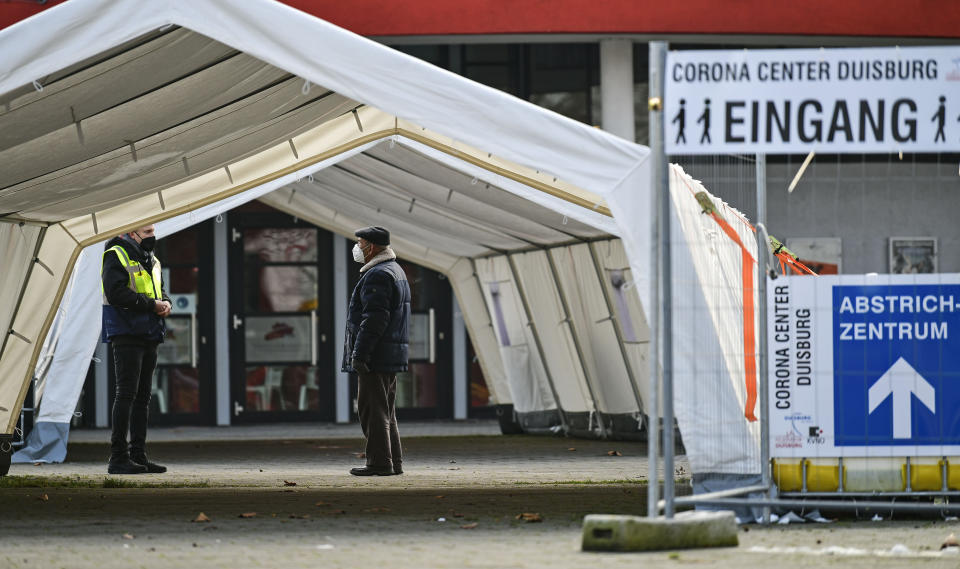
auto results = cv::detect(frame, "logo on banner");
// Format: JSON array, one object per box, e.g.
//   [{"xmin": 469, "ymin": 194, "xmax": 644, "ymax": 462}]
[{"xmin": 832, "ymin": 285, "xmax": 960, "ymax": 446}]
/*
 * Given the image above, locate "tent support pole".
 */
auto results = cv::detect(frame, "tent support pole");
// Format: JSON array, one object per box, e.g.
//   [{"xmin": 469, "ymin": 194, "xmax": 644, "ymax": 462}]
[
  {"xmin": 544, "ymin": 247, "xmax": 608, "ymax": 438},
  {"xmin": 505, "ymin": 253, "xmax": 571, "ymax": 434},
  {"xmin": 586, "ymin": 242, "xmax": 646, "ymax": 420},
  {"xmin": 650, "ymin": 40, "xmax": 675, "ymax": 519}
]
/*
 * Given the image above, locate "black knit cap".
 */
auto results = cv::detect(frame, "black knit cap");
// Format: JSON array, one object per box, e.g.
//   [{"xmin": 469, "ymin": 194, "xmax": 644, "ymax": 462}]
[{"xmin": 355, "ymin": 226, "xmax": 390, "ymax": 246}]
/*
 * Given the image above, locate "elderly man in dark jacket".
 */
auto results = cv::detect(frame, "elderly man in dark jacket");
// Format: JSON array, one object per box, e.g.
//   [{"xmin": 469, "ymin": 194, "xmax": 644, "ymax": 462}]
[{"xmin": 342, "ymin": 226, "xmax": 411, "ymax": 476}]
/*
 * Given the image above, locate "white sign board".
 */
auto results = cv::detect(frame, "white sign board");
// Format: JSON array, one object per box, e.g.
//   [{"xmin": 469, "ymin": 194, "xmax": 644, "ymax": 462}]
[
  {"xmin": 666, "ymin": 46, "xmax": 960, "ymax": 154},
  {"xmin": 769, "ymin": 274, "xmax": 960, "ymax": 458}
]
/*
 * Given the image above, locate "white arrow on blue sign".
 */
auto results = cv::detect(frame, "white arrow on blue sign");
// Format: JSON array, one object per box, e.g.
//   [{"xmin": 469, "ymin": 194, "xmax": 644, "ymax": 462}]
[
  {"xmin": 833, "ymin": 283, "xmax": 959, "ymax": 447},
  {"xmin": 867, "ymin": 357, "xmax": 936, "ymax": 439}
]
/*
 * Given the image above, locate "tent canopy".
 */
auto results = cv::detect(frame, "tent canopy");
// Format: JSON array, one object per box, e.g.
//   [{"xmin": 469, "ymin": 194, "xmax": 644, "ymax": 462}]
[{"xmin": 0, "ymin": 0, "xmax": 652, "ymax": 436}]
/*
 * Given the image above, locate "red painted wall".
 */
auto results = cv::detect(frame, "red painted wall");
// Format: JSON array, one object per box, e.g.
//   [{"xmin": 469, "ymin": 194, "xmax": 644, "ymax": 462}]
[{"xmin": 2, "ymin": 0, "xmax": 959, "ymax": 38}]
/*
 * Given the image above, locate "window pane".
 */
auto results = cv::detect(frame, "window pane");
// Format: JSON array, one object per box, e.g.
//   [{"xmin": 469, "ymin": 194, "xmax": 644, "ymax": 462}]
[
  {"xmin": 154, "ymin": 367, "xmax": 199, "ymax": 414},
  {"xmin": 157, "ymin": 316, "xmax": 192, "ymax": 365},
  {"xmin": 244, "ymin": 315, "xmax": 312, "ymax": 362},
  {"xmin": 244, "ymin": 266, "xmax": 318, "ymax": 312},
  {"xmin": 244, "ymin": 365, "xmax": 319, "ymax": 411},
  {"xmin": 396, "ymin": 363, "xmax": 437, "ymax": 408},
  {"xmin": 244, "ymin": 228, "xmax": 317, "ymax": 262}
]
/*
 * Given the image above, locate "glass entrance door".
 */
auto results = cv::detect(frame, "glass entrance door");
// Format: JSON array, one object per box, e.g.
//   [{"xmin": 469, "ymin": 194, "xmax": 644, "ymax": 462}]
[
  {"xmin": 229, "ymin": 208, "xmax": 335, "ymax": 422},
  {"xmin": 150, "ymin": 221, "xmax": 215, "ymax": 425}
]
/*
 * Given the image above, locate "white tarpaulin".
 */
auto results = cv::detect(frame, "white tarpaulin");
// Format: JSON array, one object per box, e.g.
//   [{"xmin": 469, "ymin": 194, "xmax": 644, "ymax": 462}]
[
  {"xmin": 666, "ymin": 46, "xmax": 960, "ymax": 155},
  {"xmin": 0, "ymin": 0, "xmax": 764, "ymax": 482}
]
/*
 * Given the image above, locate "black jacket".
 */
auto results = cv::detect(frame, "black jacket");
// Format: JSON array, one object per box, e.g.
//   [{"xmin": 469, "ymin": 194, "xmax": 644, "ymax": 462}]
[
  {"xmin": 101, "ymin": 236, "xmax": 170, "ymax": 344},
  {"xmin": 342, "ymin": 257, "xmax": 411, "ymax": 373}
]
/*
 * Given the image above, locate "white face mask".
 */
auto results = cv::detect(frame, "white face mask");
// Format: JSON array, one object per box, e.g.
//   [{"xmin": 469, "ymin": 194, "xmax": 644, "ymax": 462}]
[{"xmin": 352, "ymin": 243, "xmax": 366, "ymax": 263}]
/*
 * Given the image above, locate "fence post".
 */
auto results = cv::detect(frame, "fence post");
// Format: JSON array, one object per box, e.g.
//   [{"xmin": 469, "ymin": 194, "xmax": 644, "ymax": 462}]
[{"xmin": 756, "ymin": 153, "xmax": 772, "ymax": 524}]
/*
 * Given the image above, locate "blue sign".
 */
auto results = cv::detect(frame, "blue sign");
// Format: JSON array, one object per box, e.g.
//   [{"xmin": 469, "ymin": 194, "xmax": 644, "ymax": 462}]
[{"xmin": 833, "ymin": 284, "xmax": 960, "ymax": 446}]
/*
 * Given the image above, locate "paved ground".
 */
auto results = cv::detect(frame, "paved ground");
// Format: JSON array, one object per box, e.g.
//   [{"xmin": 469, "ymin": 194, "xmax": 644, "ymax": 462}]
[{"xmin": 3, "ymin": 426, "xmax": 960, "ymax": 568}]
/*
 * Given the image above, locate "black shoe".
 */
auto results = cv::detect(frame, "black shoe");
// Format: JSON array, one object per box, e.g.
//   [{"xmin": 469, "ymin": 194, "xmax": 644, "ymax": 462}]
[
  {"xmin": 350, "ymin": 466, "xmax": 394, "ymax": 476},
  {"xmin": 107, "ymin": 459, "xmax": 147, "ymax": 475},
  {"xmin": 393, "ymin": 465, "xmax": 403, "ymax": 475},
  {"xmin": 130, "ymin": 455, "xmax": 167, "ymax": 474}
]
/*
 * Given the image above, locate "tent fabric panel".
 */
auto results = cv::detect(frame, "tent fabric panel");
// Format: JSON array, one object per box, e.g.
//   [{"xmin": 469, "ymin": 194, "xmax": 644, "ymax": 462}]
[
  {"xmin": 0, "ymin": 28, "xmax": 236, "ymax": 152},
  {"xmin": 474, "ymin": 255, "xmax": 556, "ymax": 414},
  {"xmin": 669, "ymin": 165, "xmax": 760, "ymax": 475},
  {"xmin": 447, "ymin": 257, "xmax": 510, "ymax": 406},
  {"xmin": 394, "ymin": 137, "xmax": 618, "ymax": 239},
  {"xmin": 10, "ymin": 90, "xmax": 358, "ymax": 220},
  {"xmin": 509, "ymin": 250, "xmax": 593, "ymax": 413},
  {"xmin": 0, "ymin": 222, "xmax": 41, "ymax": 348},
  {"xmin": 591, "ymin": 239, "xmax": 652, "ymax": 413},
  {"xmin": 367, "ymin": 144, "xmax": 597, "ymax": 244},
  {"xmin": 0, "ymin": 223, "xmax": 76, "ymax": 432},
  {"xmin": 280, "ymin": 180, "xmax": 491, "ymax": 259},
  {"xmin": 0, "ymin": 52, "xmax": 291, "ymax": 189},
  {"xmin": 551, "ymin": 243, "xmax": 640, "ymax": 415},
  {"xmin": 309, "ymin": 167, "xmax": 529, "ymax": 252},
  {"xmin": 34, "ymin": 246, "xmax": 102, "ymax": 423},
  {"xmin": 333, "ymin": 153, "xmax": 573, "ymax": 247}
]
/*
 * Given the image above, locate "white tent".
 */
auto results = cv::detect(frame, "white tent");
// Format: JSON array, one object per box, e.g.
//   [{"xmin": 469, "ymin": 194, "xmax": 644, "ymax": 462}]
[{"xmin": 0, "ymin": 0, "xmax": 759, "ymax": 485}]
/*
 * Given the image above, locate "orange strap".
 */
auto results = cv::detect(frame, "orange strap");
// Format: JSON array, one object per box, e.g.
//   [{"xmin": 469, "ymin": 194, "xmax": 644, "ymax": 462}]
[{"xmin": 707, "ymin": 212, "xmax": 758, "ymax": 422}]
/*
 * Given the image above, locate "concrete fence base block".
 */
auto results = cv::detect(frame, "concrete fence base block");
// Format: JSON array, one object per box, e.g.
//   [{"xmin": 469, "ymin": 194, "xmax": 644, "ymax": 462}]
[{"xmin": 581, "ymin": 511, "xmax": 739, "ymax": 552}]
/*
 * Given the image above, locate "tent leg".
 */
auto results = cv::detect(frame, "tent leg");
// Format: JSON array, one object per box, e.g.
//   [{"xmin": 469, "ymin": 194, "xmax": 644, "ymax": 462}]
[{"xmin": 0, "ymin": 435, "xmax": 12, "ymax": 476}]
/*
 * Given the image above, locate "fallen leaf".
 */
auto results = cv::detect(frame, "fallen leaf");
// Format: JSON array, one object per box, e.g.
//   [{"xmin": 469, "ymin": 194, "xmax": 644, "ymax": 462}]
[
  {"xmin": 33, "ymin": 462, "xmax": 42, "ymax": 466},
  {"xmin": 326, "ymin": 509, "xmax": 347, "ymax": 515},
  {"xmin": 192, "ymin": 513, "xmax": 211, "ymax": 523},
  {"xmin": 288, "ymin": 514, "xmax": 311, "ymax": 519},
  {"xmin": 352, "ymin": 452, "xmax": 366, "ymax": 459},
  {"xmin": 435, "ymin": 495, "xmax": 445, "ymax": 499},
  {"xmin": 238, "ymin": 512, "xmax": 257, "ymax": 519},
  {"xmin": 283, "ymin": 480, "xmax": 297, "ymax": 487},
  {"xmin": 460, "ymin": 523, "xmax": 478, "ymax": 529},
  {"xmin": 315, "ymin": 501, "xmax": 331, "ymax": 507},
  {"xmin": 607, "ymin": 450, "xmax": 623, "ymax": 457},
  {"xmin": 122, "ymin": 533, "xmax": 135, "ymax": 540},
  {"xmin": 516, "ymin": 512, "xmax": 543, "ymax": 523},
  {"xmin": 38, "ymin": 493, "xmax": 49, "ymax": 502},
  {"xmin": 567, "ymin": 447, "xmax": 577, "ymax": 451},
  {"xmin": 451, "ymin": 512, "xmax": 465, "ymax": 518},
  {"xmin": 363, "ymin": 507, "xmax": 391, "ymax": 513},
  {"xmin": 942, "ymin": 533, "xmax": 959, "ymax": 550}
]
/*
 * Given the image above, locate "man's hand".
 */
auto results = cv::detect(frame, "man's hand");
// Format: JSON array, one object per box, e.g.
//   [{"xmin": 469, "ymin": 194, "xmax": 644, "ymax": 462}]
[
  {"xmin": 154, "ymin": 300, "xmax": 172, "ymax": 317},
  {"xmin": 351, "ymin": 357, "xmax": 371, "ymax": 374}
]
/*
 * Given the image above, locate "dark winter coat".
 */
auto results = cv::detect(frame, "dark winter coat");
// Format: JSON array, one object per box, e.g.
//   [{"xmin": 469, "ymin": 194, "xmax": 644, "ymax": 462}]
[
  {"xmin": 342, "ymin": 254, "xmax": 411, "ymax": 373},
  {"xmin": 101, "ymin": 236, "xmax": 170, "ymax": 344}
]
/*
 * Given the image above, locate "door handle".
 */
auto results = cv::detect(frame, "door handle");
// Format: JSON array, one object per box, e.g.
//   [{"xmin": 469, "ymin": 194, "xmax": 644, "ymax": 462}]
[
  {"xmin": 428, "ymin": 308, "xmax": 436, "ymax": 364},
  {"xmin": 190, "ymin": 312, "xmax": 197, "ymax": 368},
  {"xmin": 310, "ymin": 310, "xmax": 318, "ymax": 366},
  {"xmin": 234, "ymin": 401, "xmax": 244, "ymax": 416},
  {"xmin": 232, "ymin": 314, "xmax": 242, "ymax": 330}
]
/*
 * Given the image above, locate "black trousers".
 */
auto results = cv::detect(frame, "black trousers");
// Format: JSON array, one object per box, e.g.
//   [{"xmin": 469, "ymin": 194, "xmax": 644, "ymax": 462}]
[
  {"xmin": 357, "ymin": 371, "xmax": 402, "ymax": 469},
  {"xmin": 110, "ymin": 342, "xmax": 158, "ymax": 461}
]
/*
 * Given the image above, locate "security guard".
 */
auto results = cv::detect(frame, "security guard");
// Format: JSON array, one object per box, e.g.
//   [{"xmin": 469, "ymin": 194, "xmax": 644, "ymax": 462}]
[
  {"xmin": 101, "ymin": 224, "xmax": 171, "ymax": 474},
  {"xmin": 343, "ymin": 226, "xmax": 411, "ymax": 476}
]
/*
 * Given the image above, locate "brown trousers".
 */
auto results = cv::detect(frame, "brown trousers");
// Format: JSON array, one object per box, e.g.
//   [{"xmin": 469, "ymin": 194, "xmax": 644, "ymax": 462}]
[{"xmin": 357, "ymin": 371, "xmax": 402, "ymax": 469}]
